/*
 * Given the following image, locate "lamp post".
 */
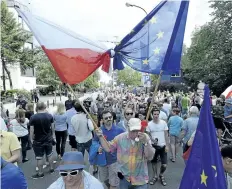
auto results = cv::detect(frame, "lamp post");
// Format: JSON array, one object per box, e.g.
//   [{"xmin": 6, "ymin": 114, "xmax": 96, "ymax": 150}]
[
  {"xmin": 125, "ymin": 3, "xmax": 150, "ymax": 93},
  {"xmin": 125, "ymin": 2, "xmax": 148, "ymax": 15}
]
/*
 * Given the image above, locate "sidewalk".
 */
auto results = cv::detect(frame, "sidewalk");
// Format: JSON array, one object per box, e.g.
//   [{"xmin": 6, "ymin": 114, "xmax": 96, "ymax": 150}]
[{"xmin": 3, "ymin": 92, "xmax": 99, "ymax": 117}]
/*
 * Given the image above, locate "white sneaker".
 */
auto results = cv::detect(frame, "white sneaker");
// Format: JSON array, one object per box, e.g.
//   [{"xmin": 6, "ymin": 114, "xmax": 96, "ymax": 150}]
[{"xmin": 36, "ymin": 167, "xmax": 39, "ymax": 171}]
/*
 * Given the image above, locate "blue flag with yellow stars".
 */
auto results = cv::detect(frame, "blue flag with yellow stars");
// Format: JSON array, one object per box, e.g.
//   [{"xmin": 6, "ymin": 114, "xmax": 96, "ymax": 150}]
[
  {"xmin": 179, "ymin": 85, "xmax": 227, "ymax": 189},
  {"xmin": 113, "ymin": 0, "xmax": 189, "ymax": 75}
]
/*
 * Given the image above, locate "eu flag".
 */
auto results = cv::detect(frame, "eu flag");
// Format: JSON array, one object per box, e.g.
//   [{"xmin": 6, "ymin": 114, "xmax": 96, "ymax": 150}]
[
  {"xmin": 179, "ymin": 85, "xmax": 227, "ymax": 189},
  {"xmin": 113, "ymin": 0, "xmax": 189, "ymax": 75}
]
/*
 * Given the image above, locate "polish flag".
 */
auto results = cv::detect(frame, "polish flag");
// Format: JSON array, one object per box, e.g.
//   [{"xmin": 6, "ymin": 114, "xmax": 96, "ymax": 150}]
[
  {"xmin": 15, "ymin": 6, "xmax": 110, "ymax": 85},
  {"xmin": 222, "ymin": 85, "xmax": 232, "ymax": 99}
]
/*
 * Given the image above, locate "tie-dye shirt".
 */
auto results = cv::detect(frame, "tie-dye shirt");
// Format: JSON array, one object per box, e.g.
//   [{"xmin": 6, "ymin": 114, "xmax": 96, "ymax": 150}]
[{"xmin": 109, "ymin": 132, "xmax": 149, "ymax": 185}]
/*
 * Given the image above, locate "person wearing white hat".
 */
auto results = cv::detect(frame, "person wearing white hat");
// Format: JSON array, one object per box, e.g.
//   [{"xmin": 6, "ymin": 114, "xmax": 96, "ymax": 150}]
[{"xmin": 95, "ymin": 118, "xmax": 155, "ymax": 189}]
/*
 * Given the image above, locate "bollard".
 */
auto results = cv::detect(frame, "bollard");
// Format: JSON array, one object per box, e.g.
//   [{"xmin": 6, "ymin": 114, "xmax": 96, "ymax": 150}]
[
  {"xmin": 53, "ymin": 99, "xmax": 55, "ymax": 107},
  {"xmin": 47, "ymin": 100, "xmax": 49, "ymax": 108}
]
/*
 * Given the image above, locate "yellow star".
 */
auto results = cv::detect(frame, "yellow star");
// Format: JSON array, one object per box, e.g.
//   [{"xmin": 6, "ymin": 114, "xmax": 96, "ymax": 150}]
[
  {"xmin": 150, "ymin": 16, "xmax": 157, "ymax": 24},
  {"xmin": 157, "ymin": 31, "xmax": 164, "ymax": 39},
  {"xmin": 142, "ymin": 19, "xmax": 148, "ymax": 26},
  {"xmin": 212, "ymin": 165, "xmax": 217, "ymax": 177},
  {"xmin": 128, "ymin": 59, "xmax": 135, "ymax": 64},
  {"xmin": 142, "ymin": 58, "xmax": 149, "ymax": 65},
  {"xmin": 153, "ymin": 47, "xmax": 160, "ymax": 55},
  {"xmin": 200, "ymin": 170, "xmax": 208, "ymax": 186}
]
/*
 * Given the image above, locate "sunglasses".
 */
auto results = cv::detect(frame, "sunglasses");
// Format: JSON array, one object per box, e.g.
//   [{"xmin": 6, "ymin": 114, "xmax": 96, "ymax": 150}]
[
  {"xmin": 59, "ymin": 170, "xmax": 80, "ymax": 177},
  {"xmin": 126, "ymin": 112, "xmax": 133, "ymax": 116},
  {"xmin": 104, "ymin": 116, "xmax": 112, "ymax": 120}
]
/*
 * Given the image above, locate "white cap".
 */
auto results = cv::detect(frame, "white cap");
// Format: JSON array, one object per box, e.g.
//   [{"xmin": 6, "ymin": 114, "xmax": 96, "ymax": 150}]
[{"xmin": 128, "ymin": 118, "xmax": 141, "ymax": 131}]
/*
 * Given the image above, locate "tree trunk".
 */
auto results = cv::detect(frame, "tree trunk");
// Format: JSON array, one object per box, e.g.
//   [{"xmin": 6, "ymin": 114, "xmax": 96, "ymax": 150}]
[
  {"xmin": 2, "ymin": 58, "xmax": 13, "ymax": 90},
  {"xmin": 1, "ymin": 59, "xmax": 6, "ymax": 91},
  {"xmin": 3, "ymin": 62, "xmax": 13, "ymax": 89}
]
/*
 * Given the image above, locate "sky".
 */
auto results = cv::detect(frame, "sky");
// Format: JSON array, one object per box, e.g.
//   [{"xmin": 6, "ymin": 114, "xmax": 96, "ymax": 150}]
[{"xmin": 18, "ymin": 0, "xmax": 212, "ymax": 82}]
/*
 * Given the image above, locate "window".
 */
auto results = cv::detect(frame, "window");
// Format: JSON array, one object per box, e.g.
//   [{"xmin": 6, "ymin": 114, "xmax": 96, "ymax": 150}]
[{"xmin": 20, "ymin": 66, "xmax": 35, "ymax": 77}]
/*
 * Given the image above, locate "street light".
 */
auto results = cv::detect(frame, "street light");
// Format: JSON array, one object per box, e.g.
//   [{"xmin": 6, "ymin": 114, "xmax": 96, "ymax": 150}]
[
  {"xmin": 125, "ymin": 2, "xmax": 150, "ymax": 93},
  {"xmin": 125, "ymin": 2, "xmax": 148, "ymax": 15}
]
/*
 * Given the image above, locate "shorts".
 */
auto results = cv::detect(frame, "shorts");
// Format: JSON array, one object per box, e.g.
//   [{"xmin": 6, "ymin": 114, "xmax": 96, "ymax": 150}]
[
  {"xmin": 98, "ymin": 162, "xmax": 119, "ymax": 187},
  {"xmin": 33, "ymin": 141, "xmax": 53, "ymax": 160},
  {"xmin": 151, "ymin": 146, "xmax": 167, "ymax": 164},
  {"xmin": 170, "ymin": 135, "xmax": 180, "ymax": 145},
  {"xmin": 69, "ymin": 135, "xmax": 77, "ymax": 149}
]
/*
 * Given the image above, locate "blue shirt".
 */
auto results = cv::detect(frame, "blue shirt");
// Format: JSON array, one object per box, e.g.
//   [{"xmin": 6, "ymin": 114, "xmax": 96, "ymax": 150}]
[
  {"xmin": 54, "ymin": 113, "xmax": 68, "ymax": 131},
  {"xmin": 1, "ymin": 158, "xmax": 28, "ymax": 189},
  {"xmin": 94, "ymin": 125, "xmax": 125, "ymax": 165},
  {"xmin": 182, "ymin": 116, "xmax": 199, "ymax": 144},
  {"xmin": 168, "ymin": 115, "xmax": 183, "ymax": 136},
  {"xmin": 224, "ymin": 105, "xmax": 232, "ymax": 122},
  {"xmin": 66, "ymin": 107, "xmax": 77, "ymax": 135}
]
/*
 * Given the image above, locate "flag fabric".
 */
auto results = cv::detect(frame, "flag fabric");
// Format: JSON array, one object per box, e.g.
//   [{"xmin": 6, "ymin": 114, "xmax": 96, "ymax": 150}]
[
  {"xmin": 222, "ymin": 85, "xmax": 232, "ymax": 99},
  {"xmin": 15, "ymin": 7, "xmax": 110, "ymax": 85},
  {"xmin": 179, "ymin": 85, "xmax": 227, "ymax": 189},
  {"xmin": 113, "ymin": 0, "xmax": 189, "ymax": 75}
]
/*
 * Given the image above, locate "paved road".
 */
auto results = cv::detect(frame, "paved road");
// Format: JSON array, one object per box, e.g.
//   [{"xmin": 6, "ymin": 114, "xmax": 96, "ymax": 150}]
[{"xmin": 19, "ymin": 143, "xmax": 185, "ymax": 189}]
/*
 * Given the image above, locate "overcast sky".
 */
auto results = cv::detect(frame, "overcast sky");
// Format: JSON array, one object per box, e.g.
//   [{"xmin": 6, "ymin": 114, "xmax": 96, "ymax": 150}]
[{"xmin": 19, "ymin": 0, "xmax": 212, "ymax": 82}]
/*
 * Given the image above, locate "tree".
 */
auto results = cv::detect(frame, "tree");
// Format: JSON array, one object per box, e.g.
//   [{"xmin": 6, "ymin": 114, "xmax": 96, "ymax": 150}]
[
  {"xmin": 1, "ymin": 1, "xmax": 33, "ymax": 90},
  {"xmin": 182, "ymin": 1, "xmax": 232, "ymax": 96},
  {"xmin": 117, "ymin": 66, "xmax": 142, "ymax": 87}
]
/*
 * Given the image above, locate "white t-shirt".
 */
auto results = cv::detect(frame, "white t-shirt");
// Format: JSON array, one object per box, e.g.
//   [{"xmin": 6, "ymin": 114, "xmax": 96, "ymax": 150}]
[
  {"xmin": 71, "ymin": 113, "xmax": 94, "ymax": 143},
  {"xmin": 162, "ymin": 103, "xmax": 172, "ymax": 116},
  {"xmin": 146, "ymin": 120, "xmax": 168, "ymax": 147},
  {"xmin": 159, "ymin": 111, "xmax": 168, "ymax": 121},
  {"xmin": 9, "ymin": 118, "xmax": 29, "ymax": 137},
  {"xmin": 0, "ymin": 117, "xmax": 7, "ymax": 131}
]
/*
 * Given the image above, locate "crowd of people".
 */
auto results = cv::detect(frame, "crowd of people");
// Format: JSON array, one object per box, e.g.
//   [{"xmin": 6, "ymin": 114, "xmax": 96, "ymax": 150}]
[{"xmin": 1, "ymin": 89, "xmax": 232, "ymax": 189}]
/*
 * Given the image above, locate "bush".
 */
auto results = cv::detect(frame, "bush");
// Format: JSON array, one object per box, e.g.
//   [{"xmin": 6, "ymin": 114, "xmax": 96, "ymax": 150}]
[{"xmin": 1, "ymin": 89, "xmax": 31, "ymax": 102}]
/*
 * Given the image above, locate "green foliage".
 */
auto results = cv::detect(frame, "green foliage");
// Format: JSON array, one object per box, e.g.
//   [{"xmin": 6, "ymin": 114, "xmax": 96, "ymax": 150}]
[
  {"xmin": 1, "ymin": 89, "xmax": 30, "ymax": 101},
  {"xmin": 35, "ymin": 48, "xmax": 61, "ymax": 86},
  {"xmin": 1, "ymin": 1, "xmax": 34, "ymax": 89},
  {"xmin": 182, "ymin": 1, "xmax": 232, "ymax": 96},
  {"xmin": 117, "ymin": 66, "xmax": 142, "ymax": 87}
]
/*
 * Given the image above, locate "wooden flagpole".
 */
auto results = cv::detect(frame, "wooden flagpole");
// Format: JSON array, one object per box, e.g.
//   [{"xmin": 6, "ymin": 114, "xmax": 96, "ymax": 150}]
[
  {"xmin": 66, "ymin": 84, "xmax": 110, "ymax": 146},
  {"xmin": 66, "ymin": 84, "xmax": 98, "ymax": 130},
  {"xmin": 146, "ymin": 70, "xmax": 163, "ymax": 121}
]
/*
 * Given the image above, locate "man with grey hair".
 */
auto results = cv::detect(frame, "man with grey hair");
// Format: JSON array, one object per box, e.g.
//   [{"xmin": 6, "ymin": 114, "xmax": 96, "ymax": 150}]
[
  {"xmin": 180, "ymin": 106, "xmax": 199, "ymax": 153},
  {"xmin": 29, "ymin": 102, "xmax": 55, "ymax": 179}
]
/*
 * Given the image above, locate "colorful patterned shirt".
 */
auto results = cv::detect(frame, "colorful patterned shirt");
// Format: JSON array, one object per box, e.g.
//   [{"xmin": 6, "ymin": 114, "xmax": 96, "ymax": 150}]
[{"xmin": 109, "ymin": 132, "xmax": 149, "ymax": 186}]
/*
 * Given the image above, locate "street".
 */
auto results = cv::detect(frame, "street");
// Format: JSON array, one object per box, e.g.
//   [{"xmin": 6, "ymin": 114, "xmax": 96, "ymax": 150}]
[{"xmin": 19, "ymin": 143, "xmax": 185, "ymax": 189}]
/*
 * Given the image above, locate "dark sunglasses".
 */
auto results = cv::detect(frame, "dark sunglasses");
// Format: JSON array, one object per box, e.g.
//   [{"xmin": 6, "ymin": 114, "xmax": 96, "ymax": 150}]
[
  {"xmin": 104, "ymin": 116, "xmax": 112, "ymax": 120},
  {"xmin": 126, "ymin": 112, "xmax": 133, "ymax": 116},
  {"xmin": 59, "ymin": 170, "xmax": 80, "ymax": 177}
]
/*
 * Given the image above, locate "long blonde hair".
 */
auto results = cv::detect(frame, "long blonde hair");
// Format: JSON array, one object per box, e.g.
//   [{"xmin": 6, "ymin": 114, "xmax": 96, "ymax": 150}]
[{"xmin": 56, "ymin": 103, "xmax": 65, "ymax": 115}]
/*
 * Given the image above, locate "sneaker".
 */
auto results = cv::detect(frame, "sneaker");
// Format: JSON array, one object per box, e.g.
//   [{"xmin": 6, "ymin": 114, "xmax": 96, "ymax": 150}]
[
  {"xmin": 31, "ymin": 173, "xmax": 44, "ymax": 179},
  {"xmin": 42, "ymin": 164, "xmax": 47, "ymax": 169},
  {"xmin": 53, "ymin": 160, "xmax": 57, "ymax": 164},
  {"xmin": 36, "ymin": 167, "xmax": 39, "ymax": 171},
  {"xmin": 22, "ymin": 158, "xmax": 29, "ymax": 163}
]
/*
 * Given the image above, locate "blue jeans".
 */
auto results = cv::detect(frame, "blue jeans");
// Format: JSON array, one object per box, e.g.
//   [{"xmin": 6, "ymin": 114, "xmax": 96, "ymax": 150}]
[{"xmin": 119, "ymin": 178, "xmax": 148, "ymax": 189}]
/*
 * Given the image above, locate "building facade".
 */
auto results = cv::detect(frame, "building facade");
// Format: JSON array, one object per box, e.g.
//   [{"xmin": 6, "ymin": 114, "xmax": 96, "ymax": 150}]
[{"xmin": 0, "ymin": 0, "xmax": 36, "ymax": 91}]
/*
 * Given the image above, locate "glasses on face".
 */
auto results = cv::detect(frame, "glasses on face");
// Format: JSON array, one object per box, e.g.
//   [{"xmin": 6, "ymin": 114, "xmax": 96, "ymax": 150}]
[
  {"xmin": 104, "ymin": 116, "xmax": 112, "ymax": 120},
  {"xmin": 126, "ymin": 112, "xmax": 133, "ymax": 116},
  {"xmin": 59, "ymin": 170, "xmax": 80, "ymax": 177}
]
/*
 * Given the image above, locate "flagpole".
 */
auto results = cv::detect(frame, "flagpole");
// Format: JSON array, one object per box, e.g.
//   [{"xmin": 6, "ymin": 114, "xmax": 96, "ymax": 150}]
[
  {"xmin": 146, "ymin": 70, "xmax": 163, "ymax": 121},
  {"xmin": 66, "ymin": 84, "xmax": 111, "ymax": 148},
  {"xmin": 66, "ymin": 84, "xmax": 98, "ymax": 130}
]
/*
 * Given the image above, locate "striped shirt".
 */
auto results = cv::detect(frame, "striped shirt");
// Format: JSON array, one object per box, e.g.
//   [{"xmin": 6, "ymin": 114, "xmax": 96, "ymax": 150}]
[{"xmin": 109, "ymin": 132, "xmax": 149, "ymax": 186}]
